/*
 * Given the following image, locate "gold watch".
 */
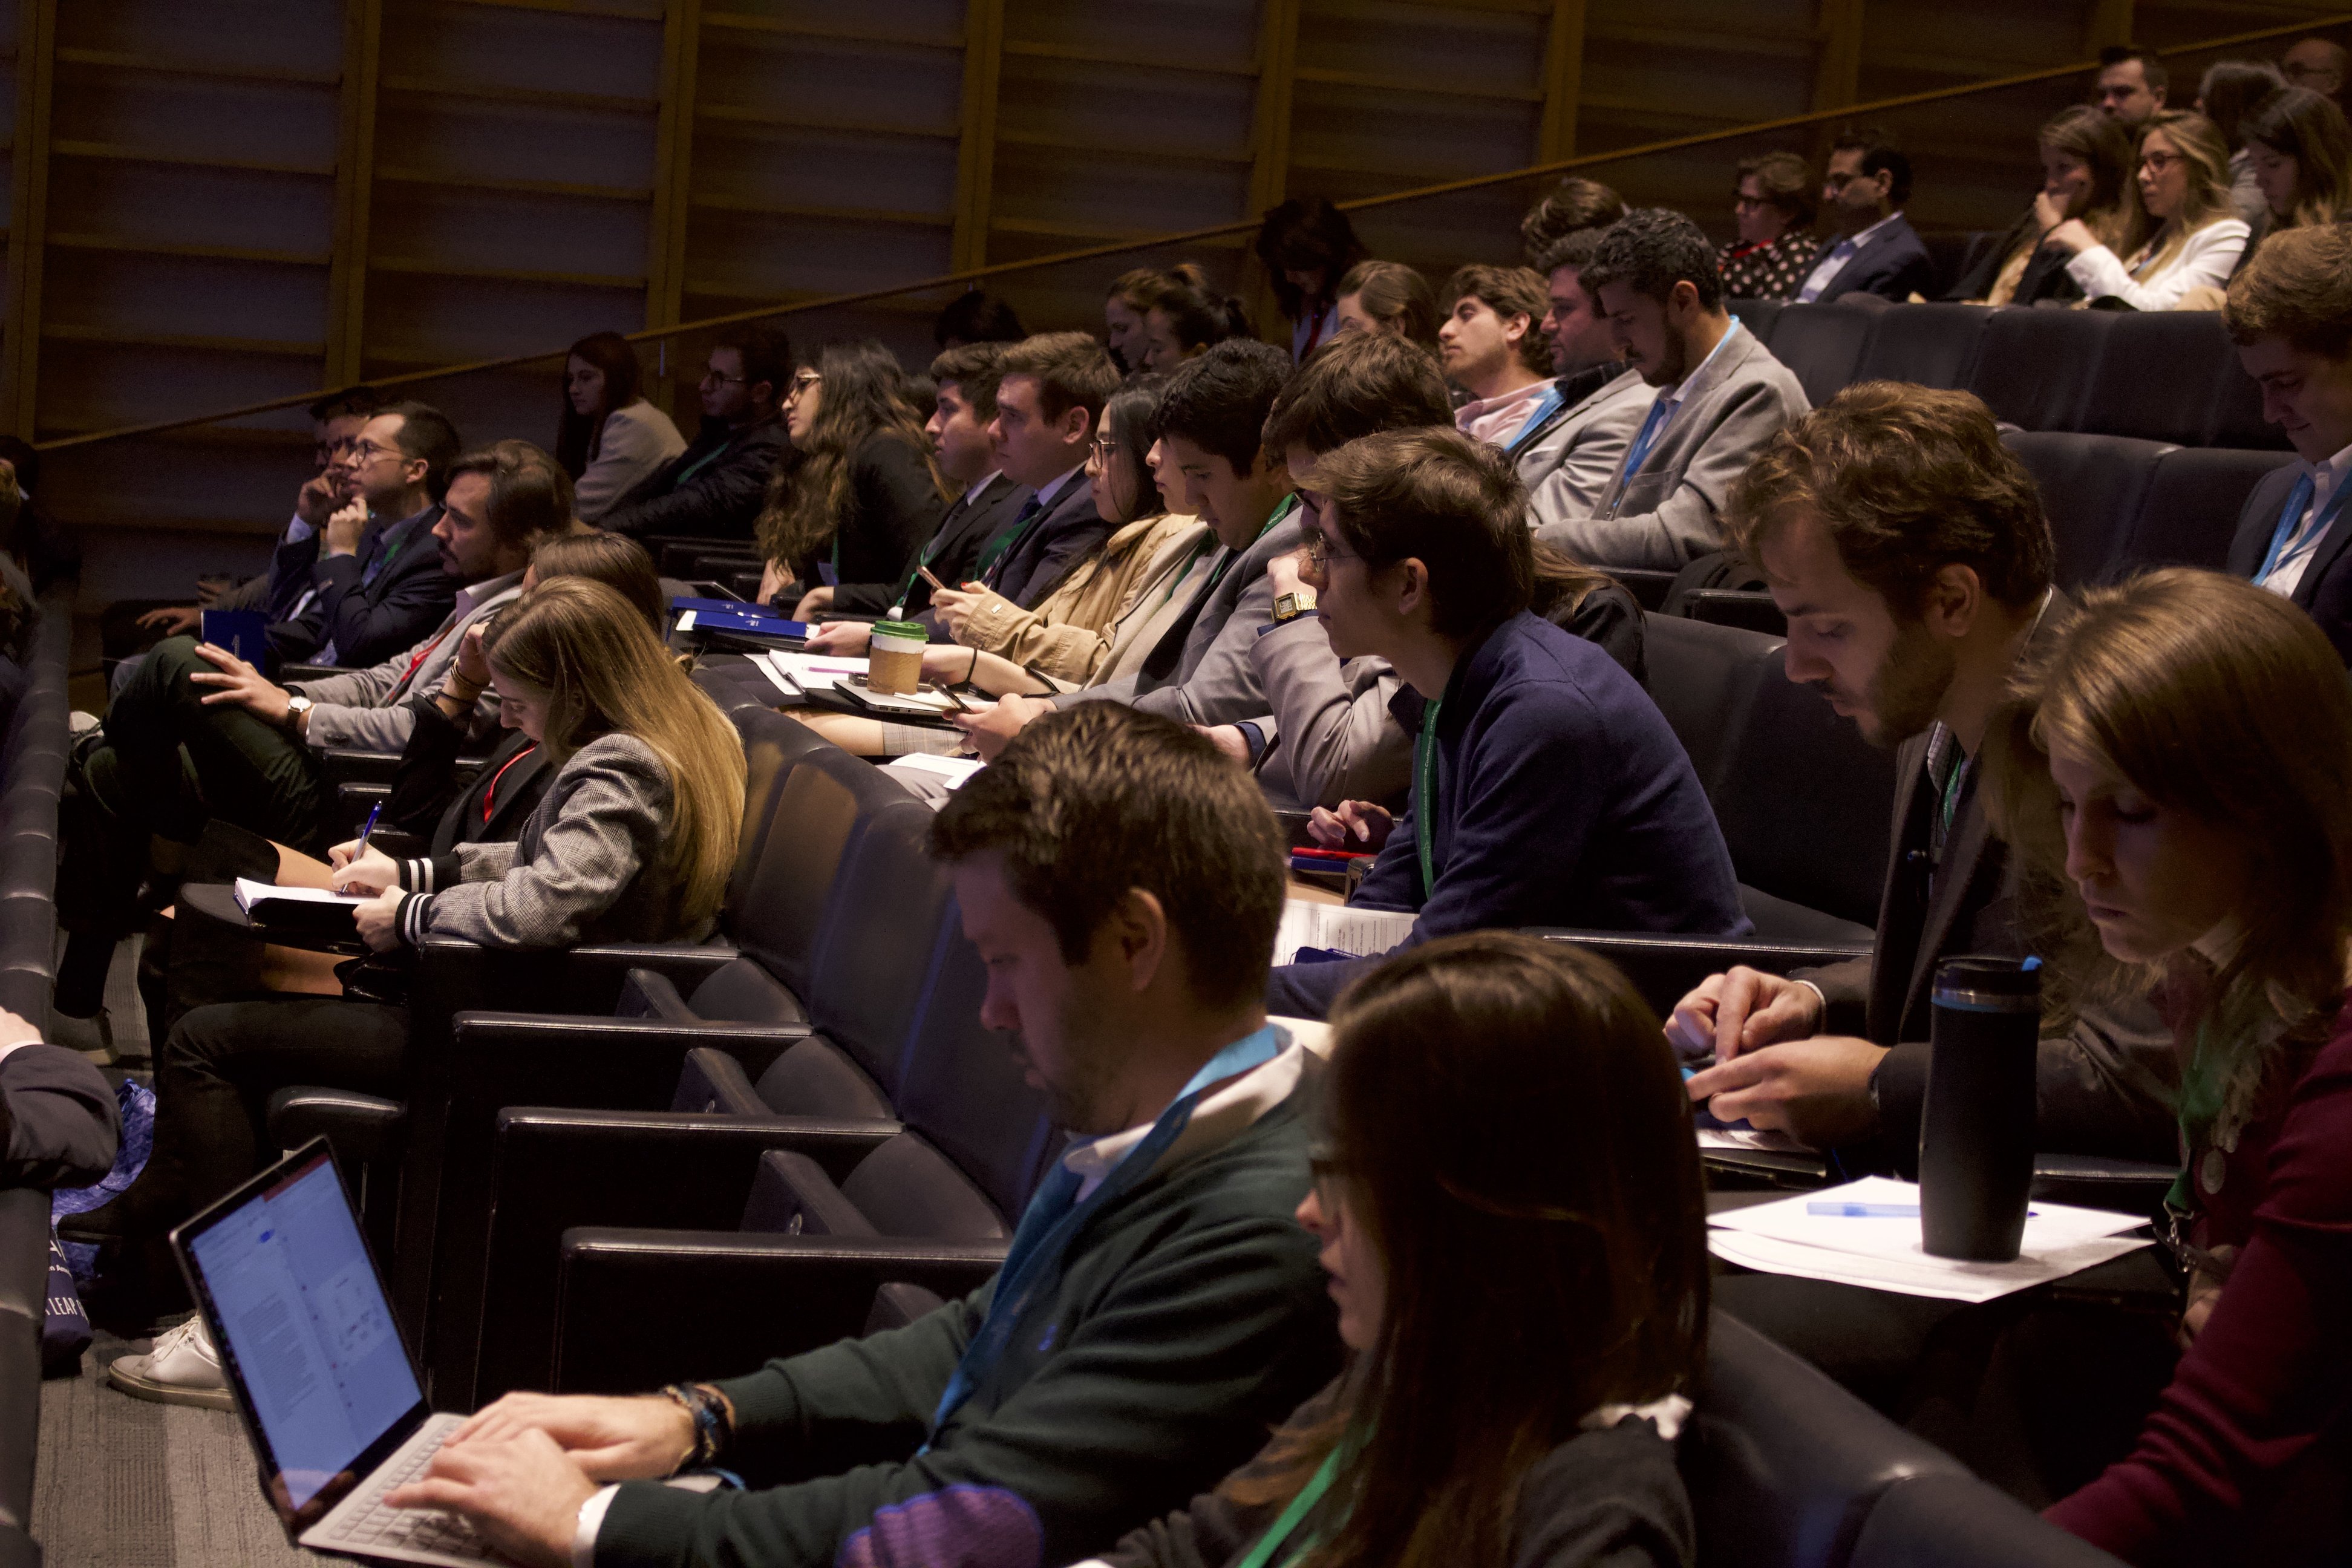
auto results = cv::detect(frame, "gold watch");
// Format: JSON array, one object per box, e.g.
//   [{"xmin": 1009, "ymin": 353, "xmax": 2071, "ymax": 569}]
[{"xmin": 1272, "ymin": 587, "xmax": 1319, "ymax": 624}]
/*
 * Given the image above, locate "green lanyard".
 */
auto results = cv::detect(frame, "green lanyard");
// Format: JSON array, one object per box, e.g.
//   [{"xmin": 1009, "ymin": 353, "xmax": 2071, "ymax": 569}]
[
  {"xmin": 1414, "ymin": 694, "xmax": 1445, "ymax": 900},
  {"xmin": 2166, "ymin": 1019, "xmax": 2229, "ymax": 1217},
  {"xmin": 1233, "ymin": 1448, "xmax": 1344, "ymax": 1568},
  {"xmin": 1202, "ymin": 494, "xmax": 1300, "ymax": 601}
]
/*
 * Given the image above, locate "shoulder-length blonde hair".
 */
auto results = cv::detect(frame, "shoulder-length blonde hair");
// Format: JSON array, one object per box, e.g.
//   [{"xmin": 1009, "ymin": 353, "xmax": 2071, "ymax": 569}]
[
  {"xmin": 2134, "ymin": 111, "xmax": 2236, "ymax": 275},
  {"xmin": 483, "ymin": 577, "xmax": 747, "ymax": 929},
  {"xmin": 1981, "ymin": 569, "xmax": 2352, "ymax": 1047}
]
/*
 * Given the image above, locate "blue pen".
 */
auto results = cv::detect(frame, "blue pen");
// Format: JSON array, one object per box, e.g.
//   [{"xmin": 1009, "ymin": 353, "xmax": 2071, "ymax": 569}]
[
  {"xmin": 353, "ymin": 801, "xmax": 382, "ymax": 860},
  {"xmin": 1807, "ymin": 1202, "xmax": 2039, "ymax": 1218}
]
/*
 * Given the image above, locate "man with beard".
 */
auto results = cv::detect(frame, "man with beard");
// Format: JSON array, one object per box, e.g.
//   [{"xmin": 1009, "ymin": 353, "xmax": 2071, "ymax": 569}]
[
  {"xmin": 1671, "ymin": 384, "xmax": 2175, "ymax": 1168},
  {"xmin": 1534, "ymin": 207, "xmax": 1808, "ymax": 572},
  {"xmin": 382, "ymin": 704, "xmax": 1338, "ymax": 1568}
]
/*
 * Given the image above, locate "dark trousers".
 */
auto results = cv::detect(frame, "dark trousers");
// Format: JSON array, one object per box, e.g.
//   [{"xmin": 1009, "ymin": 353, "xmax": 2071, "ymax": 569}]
[
  {"xmin": 100, "ymin": 633, "xmax": 325, "ymax": 851},
  {"xmin": 112, "ymin": 995, "xmax": 409, "ymax": 1233}
]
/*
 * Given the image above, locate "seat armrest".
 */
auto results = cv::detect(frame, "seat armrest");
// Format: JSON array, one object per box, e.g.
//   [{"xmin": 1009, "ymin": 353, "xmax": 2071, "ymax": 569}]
[
  {"xmin": 267, "ymin": 1088, "xmax": 407, "ymax": 1167},
  {"xmin": 554, "ymin": 1230, "xmax": 1004, "ymax": 1395},
  {"xmin": 566, "ymin": 943, "xmax": 745, "ymax": 993},
  {"xmin": 1615, "ymin": 569, "xmax": 1679, "ymax": 612},
  {"xmin": 281, "ymin": 662, "xmax": 356, "ymax": 684},
  {"xmin": 414, "ymin": 939, "xmax": 740, "ymax": 1019},
  {"xmin": 452, "ymin": 1013, "xmax": 812, "ymax": 1115},
  {"xmin": 474, "ymin": 1108, "xmax": 900, "ymax": 1404},
  {"xmin": 1523, "ymin": 930, "xmax": 1872, "ymax": 1017},
  {"xmin": 318, "ymin": 749, "xmax": 407, "ymax": 787},
  {"xmin": 1681, "ymin": 589, "xmax": 1789, "ymax": 638}
]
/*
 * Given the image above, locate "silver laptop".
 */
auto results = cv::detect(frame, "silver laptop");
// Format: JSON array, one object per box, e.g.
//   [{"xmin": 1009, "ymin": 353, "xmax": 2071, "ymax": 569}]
[{"xmin": 171, "ymin": 1138, "xmax": 499, "ymax": 1566}]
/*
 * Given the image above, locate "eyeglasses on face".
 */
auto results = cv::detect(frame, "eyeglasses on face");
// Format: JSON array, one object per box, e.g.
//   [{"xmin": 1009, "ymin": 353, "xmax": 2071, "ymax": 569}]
[
  {"xmin": 787, "ymin": 370, "xmax": 823, "ymax": 396},
  {"xmin": 700, "ymin": 367, "xmax": 746, "ymax": 387},
  {"xmin": 2138, "ymin": 150, "xmax": 2181, "ymax": 173},
  {"xmin": 1301, "ymin": 532, "xmax": 1361, "ymax": 571}
]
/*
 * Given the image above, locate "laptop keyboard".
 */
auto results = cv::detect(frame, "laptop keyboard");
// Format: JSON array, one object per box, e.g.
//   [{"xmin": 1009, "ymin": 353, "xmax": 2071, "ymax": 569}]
[{"xmin": 319, "ymin": 1428, "xmax": 494, "ymax": 1560}]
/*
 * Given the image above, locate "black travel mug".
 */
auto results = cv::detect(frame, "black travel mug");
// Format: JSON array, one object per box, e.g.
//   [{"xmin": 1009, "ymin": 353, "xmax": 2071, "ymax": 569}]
[{"xmin": 1918, "ymin": 955, "xmax": 2041, "ymax": 1261}]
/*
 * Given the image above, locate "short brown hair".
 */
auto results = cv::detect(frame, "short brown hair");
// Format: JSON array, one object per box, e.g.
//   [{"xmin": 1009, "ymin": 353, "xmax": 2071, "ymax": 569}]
[
  {"xmin": 929, "ymin": 340, "xmax": 1010, "ymax": 423},
  {"xmin": 1316, "ymin": 426, "xmax": 1533, "ymax": 636},
  {"xmin": 1734, "ymin": 150, "xmax": 1817, "ymax": 227},
  {"xmin": 1333, "ymin": 260, "xmax": 1440, "ymax": 351},
  {"xmin": 1264, "ymin": 330, "xmax": 1451, "ymax": 459},
  {"xmin": 1726, "ymin": 382, "xmax": 2053, "ymax": 615},
  {"xmin": 1442, "ymin": 264, "xmax": 1552, "ymax": 374},
  {"xmin": 2224, "ymin": 221, "xmax": 2352, "ymax": 359},
  {"xmin": 996, "ymin": 330, "xmax": 1121, "ymax": 426},
  {"xmin": 1519, "ymin": 175, "xmax": 1627, "ymax": 263},
  {"xmin": 445, "ymin": 439, "xmax": 574, "ymax": 550},
  {"xmin": 929, "ymin": 704, "xmax": 1284, "ymax": 1011}
]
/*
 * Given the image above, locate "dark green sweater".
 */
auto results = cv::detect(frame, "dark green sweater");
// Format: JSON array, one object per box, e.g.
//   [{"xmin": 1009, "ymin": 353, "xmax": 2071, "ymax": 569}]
[{"xmin": 595, "ymin": 1083, "xmax": 1339, "ymax": 1568}]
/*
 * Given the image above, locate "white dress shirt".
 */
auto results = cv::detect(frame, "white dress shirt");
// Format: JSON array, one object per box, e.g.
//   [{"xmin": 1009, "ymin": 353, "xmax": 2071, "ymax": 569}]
[
  {"xmin": 2259, "ymin": 442, "xmax": 2352, "ymax": 599},
  {"xmin": 1796, "ymin": 212, "xmax": 1906, "ymax": 302}
]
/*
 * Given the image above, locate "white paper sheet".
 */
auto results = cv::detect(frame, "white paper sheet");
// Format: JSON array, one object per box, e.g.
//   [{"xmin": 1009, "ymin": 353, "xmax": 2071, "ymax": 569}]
[
  {"xmin": 1273, "ymin": 899, "xmax": 1417, "ymax": 964},
  {"xmin": 234, "ymin": 878, "xmax": 368, "ymax": 912},
  {"xmin": 1705, "ymin": 1175, "xmax": 2154, "ymax": 1302}
]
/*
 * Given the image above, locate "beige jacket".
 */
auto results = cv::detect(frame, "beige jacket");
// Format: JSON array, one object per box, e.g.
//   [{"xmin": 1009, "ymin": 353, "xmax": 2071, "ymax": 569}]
[{"xmin": 952, "ymin": 512, "xmax": 1208, "ymax": 685}]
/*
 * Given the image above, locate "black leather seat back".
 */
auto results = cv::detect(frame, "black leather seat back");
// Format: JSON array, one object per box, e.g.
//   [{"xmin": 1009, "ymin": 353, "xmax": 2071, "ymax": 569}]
[
  {"xmin": 2110, "ymin": 446, "xmax": 2296, "ymax": 580},
  {"xmin": 684, "ymin": 956, "xmax": 806, "ymax": 1024},
  {"xmin": 1849, "ymin": 303, "xmax": 1989, "ymax": 391},
  {"xmin": 754, "ymin": 1038, "xmax": 893, "ymax": 1120},
  {"xmin": 1639, "ymin": 612, "xmax": 1777, "ymax": 796},
  {"xmin": 887, "ymin": 898, "xmax": 1060, "ymax": 1220},
  {"xmin": 723, "ymin": 708, "xmax": 828, "ymax": 921},
  {"xmin": 2079, "ymin": 312, "xmax": 2234, "ymax": 448},
  {"xmin": 669, "ymin": 1046, "xmax": 771, "ymax": 1116},
  {"xmin": 1768, "ymin": 304, "xmax": 1880, "ymax": 407},
  {"xmin": 841, "ymin": 1134, "xmax": 1010, "ymax": 1241},
  {"xmin": 2002, "ymin": 431, "xmax": 2174, "ymax": 589},
  {"xmin": 731, "ymin": 744, "xmax": 899, "ymax": 998},
  {"xmin": 741, "ymin": 1148, "xmax": 881, "ymax": 1237},
  {"xmin": 803, "ymin": 797, "xmax": 955, "ymax": 1098},
  {"xmin": 1847, "ymin": 1472, "xmax": 2129, "ymax": 1567},
  {"xmin": 1969, "ymin": 308, "xmax": 2109, "ymax": 433},
  {"xmin": 1684, "ymin": 1313, "xmax": 1968, "ymax": 1568},
  {"xmin": 1727, "ymin": 298, "xmax": 1785, "ymax": 347},
  {"xmin": 2204, "ymin": 353, "xmax": 2287, "ymax": 451}
]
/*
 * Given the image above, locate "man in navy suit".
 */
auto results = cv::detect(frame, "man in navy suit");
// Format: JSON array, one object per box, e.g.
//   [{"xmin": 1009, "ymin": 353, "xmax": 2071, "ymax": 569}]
[
  {"xmin": 281, "ymin": 399, "xmax": 463, "ymax": 670},
  {"xmin": 1794, "ymin": 132, "xmax": 1935, "ymax": 304},
  {"xmin": 2223, "ymin": 224, "xmax": 2352, "ymax": 663}
]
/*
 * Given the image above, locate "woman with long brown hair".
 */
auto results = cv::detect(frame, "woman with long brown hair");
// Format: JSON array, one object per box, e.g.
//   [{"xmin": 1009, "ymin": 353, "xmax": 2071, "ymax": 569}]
[
  {"xmin": 1971, "ymin": 570, "xmax": 2352, "ymax": 1560},
  {"xmin": 1950, "ymin": 106, "xmax": 2139, "ymax": 305},
  {"xmin": 761, "ymin": 339, "xmax": 952, "ymax": 617},
  {"xmin": 1082, "ymin": 933, "xmax": 1706, "ymax": 1568},
  {"xmin": 554, "ymin": 331, "xmax": 685, "ymax": 523},
  {"xmin": 2244, "ymin": 86, "xmax": 2352, "ymax": 234},
  {"xmin": 2047, "ymin": 111, "xmax": 2250, "ymax": 309},
  {"xmin": 1328, "ymin": 261, "xmax": 1441, "ymax": 354}
]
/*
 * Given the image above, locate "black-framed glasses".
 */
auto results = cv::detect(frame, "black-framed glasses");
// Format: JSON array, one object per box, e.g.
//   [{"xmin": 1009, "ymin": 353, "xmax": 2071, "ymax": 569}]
[{"xmin": 700, "ymin": 367, "xmax": 746, "ymax": 387}]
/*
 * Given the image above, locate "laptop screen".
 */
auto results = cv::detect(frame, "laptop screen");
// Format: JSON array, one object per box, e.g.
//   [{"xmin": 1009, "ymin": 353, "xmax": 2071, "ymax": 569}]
[{"xmin": 183, "ymin": 1150, "xmax": 422, "ymax": 1511}]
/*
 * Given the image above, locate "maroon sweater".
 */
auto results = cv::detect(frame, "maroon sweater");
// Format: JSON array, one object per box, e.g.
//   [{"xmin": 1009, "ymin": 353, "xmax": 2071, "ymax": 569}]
[{"xmin": 2047, "ymin": 991, "xmax": 2352, "ymax": 1563}]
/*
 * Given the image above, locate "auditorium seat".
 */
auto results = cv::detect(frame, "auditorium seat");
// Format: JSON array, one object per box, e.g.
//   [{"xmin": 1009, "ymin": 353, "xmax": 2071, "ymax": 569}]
[
  {"xmin": 1684, "ymin": 1312, "xmax": 1969, "ymax": 1568},
  {"xmin": 2080, "ymin": 313, "xmax": 2241, "ymax": 449},
  {"xmin": 1849, "ymin": 304, "xmax": 1990, "ymax": 392},
  {"xmin": 1729, "ymin": 299, "xmax": 1786, "ymax": 347},
  {"xmin": 1846, "ymin": 1472, "xmax": 2128, "ymax": 1567},
  {"xmin": 2103, "ymin": 446, "xmax": 2296, "ymax": 580},
  {"xmin": 1919, "ymin": 230, "xmax": 2004, "ymax": 301},
  {"xmin": 2204, "ymin": 351, "xmax": 2288, "ymax": 452},
  {"xmin": 1641, "ymin": 614, "xmax": 1894, "ymax": 944},
  {"xmin": 1768, "ymin": 304, "xmax": 1883, "ymax": 408},
  {"xmin": 2001, "ymin": 432, "xmax": 2174, "ymax": 589},
  {"xmin": 1968, "ymin": 309, "xmax": 2110, "ymax": 434},
  {"xmin": 0, "ymin": 592, "xmax": 72, "ymax": 1030},
  {"xmin": 0, "ymin": 1188, "xmax": 48, "ymax": 1555}
]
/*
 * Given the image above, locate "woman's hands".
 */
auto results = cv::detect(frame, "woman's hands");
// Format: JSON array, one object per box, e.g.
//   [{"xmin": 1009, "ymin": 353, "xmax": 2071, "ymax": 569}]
[
  {"xmin": 329, "ymin": 843, "xmax": 401, "ymax": 895},
  {"xmin": 2042, "ymin": 216, "xmax": 2099, "ymax": 256},
  {"xmin": 351, "ymin": 889, "xmax": 403, "ymax": 952},
  {"xmin": 1307, "ymin": 800, "xmax": 1393, "ymax": 852},
  {"xmin": 930, "ymin": 584, "xmax": 981, "ymax": 641}
]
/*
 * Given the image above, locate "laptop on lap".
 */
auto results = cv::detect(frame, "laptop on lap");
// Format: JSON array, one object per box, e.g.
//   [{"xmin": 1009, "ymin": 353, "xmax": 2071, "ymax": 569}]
[{"xmin": 170, "ymin": 1138, "xmax": 500, "ymax": 1566}]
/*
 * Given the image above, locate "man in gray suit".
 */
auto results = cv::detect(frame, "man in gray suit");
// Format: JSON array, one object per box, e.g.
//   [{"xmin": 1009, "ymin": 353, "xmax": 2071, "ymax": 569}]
[
  {"xmin": 958, "ymin": 341, "xmax": 1299, "ymax": 752},
  {"xmin": 1518, "ymin": 226, "xmax": 1652, "ymax": 527},
  {"xmin": 1535, "ymin": 208, "xmax": 1810, "ymax": 572},
  {"xmin": 90, "ymin": 440, "xmax": 567, "ymax": 853}
]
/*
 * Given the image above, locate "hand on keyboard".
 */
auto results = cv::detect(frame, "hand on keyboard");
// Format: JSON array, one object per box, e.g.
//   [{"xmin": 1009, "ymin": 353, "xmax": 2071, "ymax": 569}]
[{"xmin": 384, "ymin": 1426, "xmax": 599, "ymax": 1568}]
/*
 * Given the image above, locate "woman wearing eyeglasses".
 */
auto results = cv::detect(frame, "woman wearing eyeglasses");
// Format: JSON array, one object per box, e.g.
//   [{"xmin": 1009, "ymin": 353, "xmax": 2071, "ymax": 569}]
[
  {"xmin": 2044, "ymin": 111, "xmax": 2250, "ymax": 310},
  {"xmin": 1077, "ymin": 933, "xmax": 1705, "ymax": 1568}
]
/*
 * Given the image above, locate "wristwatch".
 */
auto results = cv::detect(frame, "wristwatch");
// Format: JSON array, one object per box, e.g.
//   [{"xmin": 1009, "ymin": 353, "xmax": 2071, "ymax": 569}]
[
  {"xmin": 1271, "ymin": 588, "xmax": 1319, "ymax": 624},
  {"xmin": 283, "ymin": 693, "xmax": 314, "ymax": 735}
]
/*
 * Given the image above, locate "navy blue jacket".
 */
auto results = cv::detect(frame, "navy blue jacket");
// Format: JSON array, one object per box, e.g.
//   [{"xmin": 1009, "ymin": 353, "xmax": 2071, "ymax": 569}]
[
  {"xmin": 293, "ymin": 505, "xmax": 456, "ymax": 669},
  {"xmin": 1811, "ymin": 212, "xmax": 1935, "ymax": 304},
  {"xmin": 1266, "ymin": 612, "xmax": 1748, "ymax": 1018}
]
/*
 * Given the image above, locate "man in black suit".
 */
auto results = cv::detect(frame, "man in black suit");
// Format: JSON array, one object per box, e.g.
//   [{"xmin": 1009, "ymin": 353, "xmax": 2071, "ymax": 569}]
[
  {"xmin": 803, "ymin": 342, "xmax": 1028, "ymax": 626},
  {"xmin": 284, "ymin": 400, "xmax": 463, "ymax": 670},
  {"xmin": 0, "ymin": 1021, "xmax": 118, "ymax": 1192},
  {"xmin": 599, "ymin": 322, "xmax": 791, "ymax": 541},
  {"xmin": 1793, "ymin": 131, "xmax": 1935, "ymax": 304},
  {"xmin": 1673, "ymin": 383, "xmax": 2173, "ymax": 1166},
  {"xmin": 2223, "ymin": 224, "xmax": 2352, "ymax": 664}
]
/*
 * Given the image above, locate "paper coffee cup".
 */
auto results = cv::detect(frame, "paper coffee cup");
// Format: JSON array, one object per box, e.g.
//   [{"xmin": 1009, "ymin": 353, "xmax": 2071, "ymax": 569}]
[{"xmin": 868, "ymin": 620, "xmax": 927, "ymax": 695}]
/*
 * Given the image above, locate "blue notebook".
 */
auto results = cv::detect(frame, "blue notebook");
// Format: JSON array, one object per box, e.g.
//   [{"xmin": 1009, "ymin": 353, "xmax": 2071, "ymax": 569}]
[{"xmin": 670, "ymin": 596, "xmax": 808, "ymax": 642}]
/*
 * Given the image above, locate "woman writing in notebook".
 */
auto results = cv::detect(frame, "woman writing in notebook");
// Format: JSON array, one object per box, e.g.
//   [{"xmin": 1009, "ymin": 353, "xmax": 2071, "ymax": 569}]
[
  {"xmin": 77, "ymin": 578, "xmax": 746, "ymax": 1406},
  {"xmin": 1976, "ymin": 571, "xmax": 2352, "ymax": 1561}
]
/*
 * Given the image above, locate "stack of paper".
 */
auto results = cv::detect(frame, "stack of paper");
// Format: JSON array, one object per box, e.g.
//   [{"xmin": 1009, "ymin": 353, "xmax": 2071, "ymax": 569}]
[
  {"xmin": 752, "ymin": 649, "xmax": 870, "ymax": 698},
  {"xmin": 233, "ymin": 878, "xmax": 368, "ymax": 914},
  {"xmin": 1706, "ymin": 1175, "xmax": 2153, "ymax": 1302},
  {"xmin": 1273, "ymin": 900, "xmax": 1417, "ymax": 964}
]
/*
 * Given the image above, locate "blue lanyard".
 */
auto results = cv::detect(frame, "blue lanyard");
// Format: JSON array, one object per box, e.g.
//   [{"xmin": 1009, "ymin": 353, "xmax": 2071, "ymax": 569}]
[
  {"xmin": 1618, "ymin": 396, "xmax": 1673, "ymax": 482},
  {"xmin": 1503, "ymin": 383, "xmax": 1566, "ymax": 456},
  {"xmin": 2256, "ymin": 471, "xmax": 2348, "ymax": 586},
  {"xmin": 924, "ymin": 1024, "xmax": 1287, "ymax": 1443}
]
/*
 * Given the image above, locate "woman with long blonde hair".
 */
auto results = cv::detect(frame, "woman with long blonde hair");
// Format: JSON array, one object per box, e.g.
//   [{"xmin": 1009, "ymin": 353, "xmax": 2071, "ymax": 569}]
[
  {"xmin": 2048, "ymin": 111, "xmax": 2251, "ymax": 309},
  {"xmin": 72, "ymin": 578, "xmax": 749, "ymax": 1375},
  {"xmin": 1974, "ymin": 570, "xmax": 2352, "ymax": 1560}
]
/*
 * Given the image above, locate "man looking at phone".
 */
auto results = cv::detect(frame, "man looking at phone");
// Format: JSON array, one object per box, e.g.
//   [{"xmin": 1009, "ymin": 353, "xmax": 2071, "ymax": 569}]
[{"xmin": 1673, "ymin": 384, "xmax": 2173, "ymax": 1164}]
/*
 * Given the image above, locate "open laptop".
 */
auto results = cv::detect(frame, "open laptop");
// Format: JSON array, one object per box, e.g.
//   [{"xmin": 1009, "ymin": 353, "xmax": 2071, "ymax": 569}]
[{"xmin": 170, "ymin": 1138, "xmax": 499, "ymax": 1566}]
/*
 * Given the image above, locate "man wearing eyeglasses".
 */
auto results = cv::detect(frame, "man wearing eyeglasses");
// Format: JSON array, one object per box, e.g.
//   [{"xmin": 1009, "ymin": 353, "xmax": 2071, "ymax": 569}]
[
  {"xmin": 1793, "ymin": 131, "xmax": 1934, "ymax": 305},
  {"xmin": 599, "ymin": 322, "xmax": 792, "ymax": 541},
  {"xmin": 276, "ymin": 400, "xmax": 464, "ymax": 671}
]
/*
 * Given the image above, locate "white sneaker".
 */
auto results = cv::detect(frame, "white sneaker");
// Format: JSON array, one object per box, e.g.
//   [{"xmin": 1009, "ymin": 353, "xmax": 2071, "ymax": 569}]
[
  {"xmin": 108, "ymin": 1315, "xmax": 234, "ymax": 1410},
  {"xmin": 68, "ymin": 710, "xmax": 99, "ymax": 735}
]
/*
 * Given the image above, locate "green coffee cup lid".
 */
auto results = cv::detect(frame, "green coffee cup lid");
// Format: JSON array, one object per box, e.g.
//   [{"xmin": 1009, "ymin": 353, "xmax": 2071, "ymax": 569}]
[{"xmin": 871, "ymin": 620, "xmax": 927, "ymax": 640}]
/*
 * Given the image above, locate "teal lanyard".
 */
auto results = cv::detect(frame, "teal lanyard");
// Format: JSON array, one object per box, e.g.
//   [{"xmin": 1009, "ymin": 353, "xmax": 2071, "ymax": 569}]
[
  {"xmin": 1414, "ymin": 694, "xmax": 1445, "ymax": 899},
  {"xmin": 2166, "ymin": 1019, "xmax": 2229, "ymax": 1217},
  {"xmin": 1233, "ymin": 1448, "xmax": 1344, "ymax": 1568},
  {"xmin": 1203, "ymin": 494, "xmax": 1299, "ymax": 600}
]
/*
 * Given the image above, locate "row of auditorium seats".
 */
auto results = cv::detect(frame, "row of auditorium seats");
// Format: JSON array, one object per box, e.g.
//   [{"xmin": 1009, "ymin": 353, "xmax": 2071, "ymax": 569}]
[
  {"xmin": 1730, "ymin": 298, "xmax": 2287, "ymax": 454},
  {"xmin": 256, "ymin": 666, "xmax": 2124, "ymax": 1568},
  {"xmin": 2, "ymin": 590, "xmax": 74, "ymax": 1568}
]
